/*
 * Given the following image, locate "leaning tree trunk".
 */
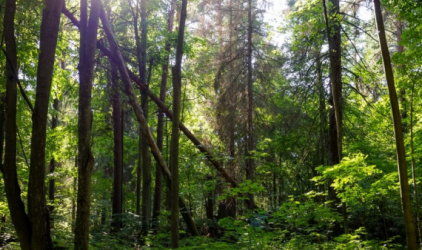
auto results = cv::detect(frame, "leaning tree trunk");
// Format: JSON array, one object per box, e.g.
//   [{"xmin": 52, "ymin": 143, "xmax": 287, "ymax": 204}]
[
  {"xmin": 373, "ymin": 0, "xmax": 417, "ymax": 248},
  {"xmin": 74, "ymin": 0, "xmax": 101, "ymax": 249}
]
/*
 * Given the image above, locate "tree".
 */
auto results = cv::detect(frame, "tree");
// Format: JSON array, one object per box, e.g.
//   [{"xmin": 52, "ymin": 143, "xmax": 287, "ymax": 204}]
[
  {"xmin": 74, "ymin": 0, "xmax": 101, "ymax": 248},
  {"xmin": 111, "ymin": 61, "xmax": 123, "ymax": 231},
  {"xmin": 245, "ymin": 0, "xmax": 255, "ymax": 210},
  {"xmin": 373, "ymin": 0, "xmax": 416, "ymax": 248},
  {"xmin": 3, "ymin": 0, "xmax": 64, "ymax": 249},
  {"xmin": 153, "ymin": 0, "xmax": 177, "ymax": 230},
  {"xmin": 170, "ymin": 0, "xmax": 188, "ymax": 246},
  {"xmin": 322, "ymin": 0, "xmax": 348, "ymax": 234},
  {"xmin": 2, "ymin": 0, "xmax": 31, "ymax": 248},
  {"xmin": 138, "ymin": 0, "xmax": 152, "ymax": 233}
]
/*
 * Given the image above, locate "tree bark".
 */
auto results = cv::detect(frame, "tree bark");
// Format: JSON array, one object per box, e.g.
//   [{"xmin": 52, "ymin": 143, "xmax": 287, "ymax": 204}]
[
  {"xmin": 153, "ymin": 0, "xmax": 176, "ymax": 230},
  {"xmin": 2, "ymin": 0, "xmax": 31, "ymax": 248},
  {"xmin": 74, "ymin": 0, "xmax": 101, "ymax": 248},
  {"xmin": 99, "ymin": 5, "xmax": 199, "ymax": 238},
  {"xmin": 373, "ymin": 0, "xmax": 417, "ymax": 248},
  {"xmin": 111, "ymin": 61, "xmax": 123, "ymax": 232}
]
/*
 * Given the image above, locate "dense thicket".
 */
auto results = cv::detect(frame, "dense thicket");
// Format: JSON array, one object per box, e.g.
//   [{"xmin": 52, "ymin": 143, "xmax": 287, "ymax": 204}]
[{"xmin": 1, "ymin": 0, "xmax": 422, "ymax": 249}]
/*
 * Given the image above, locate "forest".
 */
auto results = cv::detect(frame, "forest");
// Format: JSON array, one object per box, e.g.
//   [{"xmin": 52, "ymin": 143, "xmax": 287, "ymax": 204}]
[{"xmin": 0, "ymin": 0, "xmax": 421, "ymax": 249}]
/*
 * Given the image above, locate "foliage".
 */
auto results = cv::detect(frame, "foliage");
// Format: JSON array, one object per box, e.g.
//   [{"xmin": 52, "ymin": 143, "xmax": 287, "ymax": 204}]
[{"xmin": 1, "ymin": 0, "xmax": 421, "ymax": 249}]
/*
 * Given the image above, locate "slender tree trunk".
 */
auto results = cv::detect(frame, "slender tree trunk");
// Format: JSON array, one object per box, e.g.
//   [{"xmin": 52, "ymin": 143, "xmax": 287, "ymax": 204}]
[
  {"xmin": 2, "ymin": 0, "xmax": 31, "ymax": 248},
  {"xmin": 131, "ymin": 0, "xmax": 142, "ymax": 219},
  {"xmin": 0, "ymin": 93, "xmax": 4, "ymax": 177},
  {"xmin": 373, "ymin": 0, "xmax": 416, "ymax": 248},
  {"xmin": 396, "ymin": 19, "xmax": 408, "ymax": 133},
  {"xmin": 100, "ymin": 5, "xmax": 199, "ymax": 238},
  {"xmin": 410, "ymin": 81, "xmax": 422, "ymax": 244},
  {"xmin": 138, "ymin": 0, "xmax": 151, "ymax": 233},
  {"xmin": 0, "ymin": 91, "xmax": 4, "ymax": 239},
  {"xmin": 74, "ymin": 0, "xmax": 101, "ymax": 248},
  {"xmin": 217, "ymin": 0, "xmax": 238, "ymax": 217},
  {"xmin": 31, "ymin": 0, "xmax": 65, "ymax": 247},
  {"xmin": 316, "ymin": 52, "xmax": 326, "ymax": 168},
  {"xmin": 28, "ymin": 5, "xmax": 65, "ymax": 245},
  {"xmin": 153, "ymin": 0, "xmax": 176, "ymax": 230},
  {"xmin": 72, "ymin": 155, "xmax": 77, "ymax": 231},
  {"xmin": 245, "ymin": 0, "xmax": 255, "ymax": 211},
  {"xmin": 205, "ymin": 175, "xmax": 214, "ymax": 220},
  {"xmin": 48, "ymin": 98, "xmax": 59, "ymax": 230},
  {"xmin": 136, "ymin": 128, "xmax": 142, "ymax": 215},
  {"xmin": 111, "ymin": 61, "xmax": 123, "ymax": 232},
  {"xmin": 170, "ymin": 0, "xmax": 188, "ymax": 246}
]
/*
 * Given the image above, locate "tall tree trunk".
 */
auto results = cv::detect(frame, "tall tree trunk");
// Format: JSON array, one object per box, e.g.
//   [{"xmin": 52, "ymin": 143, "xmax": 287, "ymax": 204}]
[
  {"xmin": 316, "ymin": 51, "xmax": 326, "ymax": 168},
  {"xmin": 2, "ymin": 0, "xmax": 31, "ymax": 248},
  {"xmin": 171, "ymin": 0, "xmax": 187, "ymax": 246},
  {"xmin": 373, "ymin": 0, "xmax": 417, "ymax": 248},
  {"xmin": 137, "ymin": 0, "xmax": 151, "ymax": 233},
  {"xmin": 4, "ymin": 0, "xmax": 64, "ymax": 249},
  {"xmin": 322, "ymin": 0, "xmax": 348, "ymax": 234},
  {"xmin": 153, "ymin": 0, "xmax": 176, "ymax": 230},
  {"xmin": 245, "ymin": 0, "xmax": 255, "ymax": 211},
  {"xmin": 217, "ymin": 0, "xmax": 238, "ymax": 217},
  {"xmin": 99, "ymin": 5, "xmax": 199, "ymax": 238},
  {"xmin": 323, "ymin": 0, "xmax": 343, "ymax": 161},
  {"xmin": 130, "ymin": 0, "xmax": 142, "ymax": 219},
  {"xmin": 74, "ymin": 0, "xmax": 101, "ymax": 248},
  {"xmin": 111, "ymin": 61, "xmax": 123, "ymax": 232},
  {"xmin": 28, "ymin": 5, "xmax": 65, "ymax": 244}
]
